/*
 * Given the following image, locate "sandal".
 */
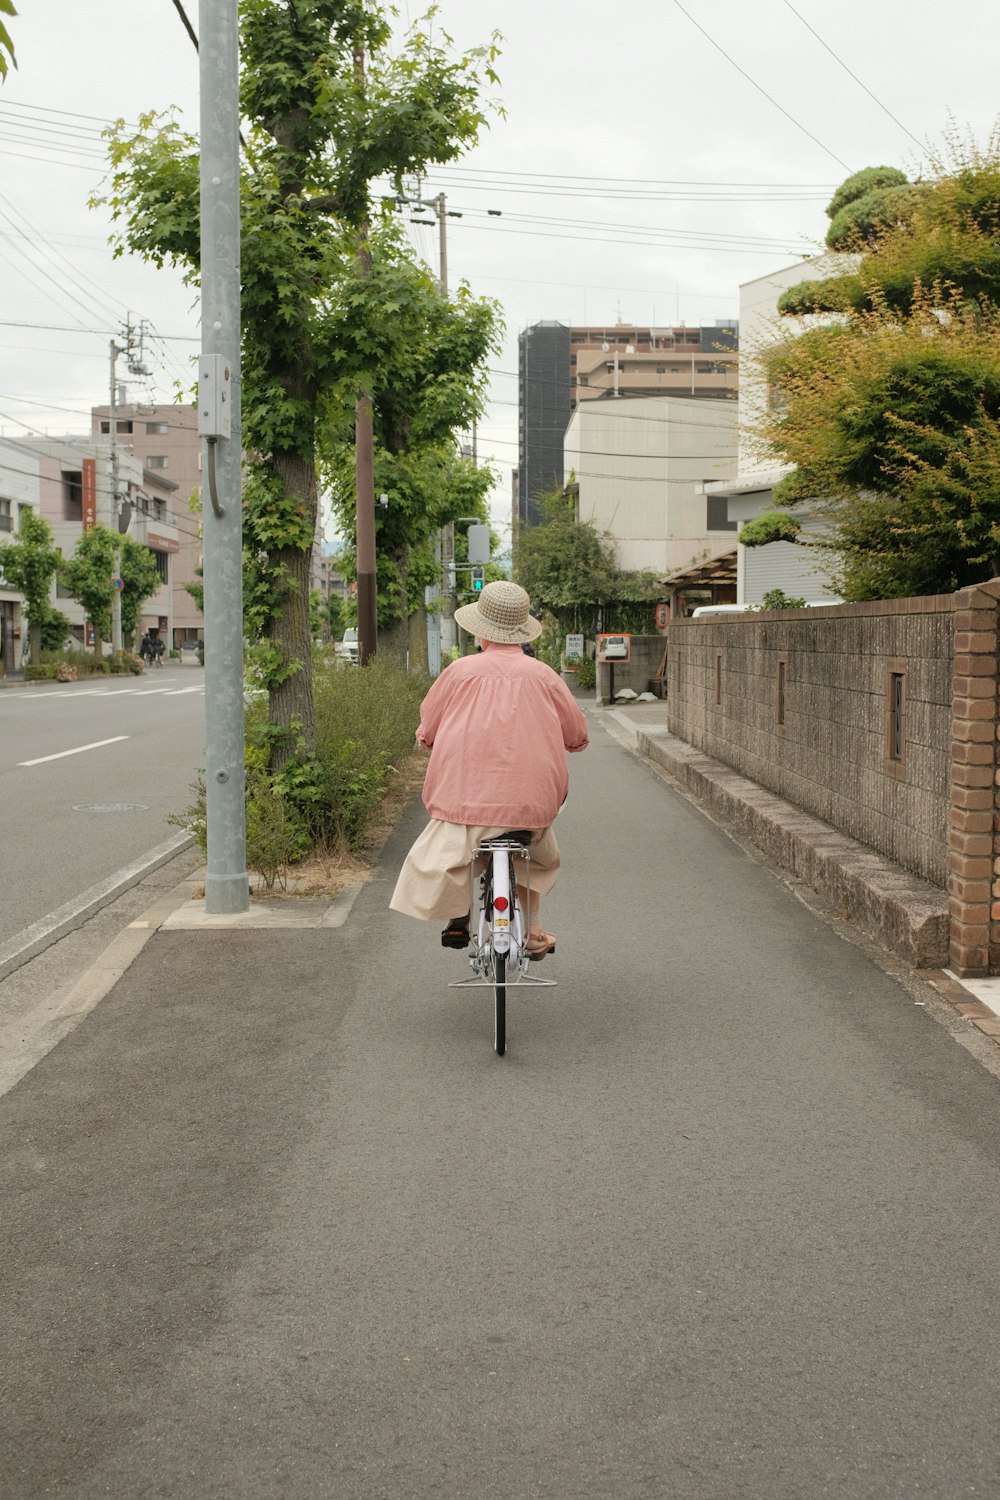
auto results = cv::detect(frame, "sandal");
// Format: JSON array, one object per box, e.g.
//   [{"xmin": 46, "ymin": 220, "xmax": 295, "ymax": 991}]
[
  {"xmin": 525, "ymin": 929, "xmax": 556, "ymax": 962},
  {"xmin": 441, "ymin": 916, "xmax": 471, "ymax": 949}
]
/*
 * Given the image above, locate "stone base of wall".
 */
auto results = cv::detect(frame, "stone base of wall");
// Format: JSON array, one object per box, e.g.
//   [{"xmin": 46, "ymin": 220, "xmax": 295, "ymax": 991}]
[{"xmin": 637, "ymin": 729, "xmax": 950, "ymax": 970}]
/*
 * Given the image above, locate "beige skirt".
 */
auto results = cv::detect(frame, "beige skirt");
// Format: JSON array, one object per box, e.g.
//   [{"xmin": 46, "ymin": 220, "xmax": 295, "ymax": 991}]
[{"xmin": 390, "ymin": 819, "xmax": 561, "ymax": 923}]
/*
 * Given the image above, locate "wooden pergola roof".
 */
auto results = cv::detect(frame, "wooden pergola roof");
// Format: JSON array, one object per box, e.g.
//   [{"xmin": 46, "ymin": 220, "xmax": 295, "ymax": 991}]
[{"xmin": 659, "ymin": 551, "xmax": 737, "ymax": 590}]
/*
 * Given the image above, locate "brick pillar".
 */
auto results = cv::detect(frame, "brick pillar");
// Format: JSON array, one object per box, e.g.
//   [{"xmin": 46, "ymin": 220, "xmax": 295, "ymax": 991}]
[{"xmin": 948, "ymin": 581, "xmax": 1000, "ymax": 976}]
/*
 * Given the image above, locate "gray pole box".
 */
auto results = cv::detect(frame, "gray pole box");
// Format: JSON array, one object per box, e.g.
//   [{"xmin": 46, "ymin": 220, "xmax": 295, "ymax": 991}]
[{"xmin": 467, "ymin": 523, "xmax": 490, "ymax": 565}]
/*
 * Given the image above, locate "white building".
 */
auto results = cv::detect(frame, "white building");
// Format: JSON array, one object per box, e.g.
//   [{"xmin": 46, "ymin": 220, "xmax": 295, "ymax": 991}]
[
  {"xmin": 703, "ymin": 256, "xmax": 853, "ymax": 605},
  {"xmin": 0, "ymin": 437, "xmax": 42, "ymax": 673},
  {"xmin": 563, "ymin": 395, "xmax": 738, "ymax": 576},
  {"xmin": 18, "ymin": 434, "xmax": 180, "ymax": 648}
]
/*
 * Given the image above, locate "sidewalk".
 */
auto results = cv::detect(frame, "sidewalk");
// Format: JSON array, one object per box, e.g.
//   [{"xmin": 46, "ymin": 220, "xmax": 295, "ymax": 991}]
[{"xmin": 3, "ymin": 707, "xmax": 1000, "ymax": 1498}]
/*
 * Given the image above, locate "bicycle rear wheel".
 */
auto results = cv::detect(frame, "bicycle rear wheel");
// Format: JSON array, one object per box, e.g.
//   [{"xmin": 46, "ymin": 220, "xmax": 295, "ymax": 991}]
[{"xmin": 494, "ymin": 951, "xmax": 506, "ymax": 1056}]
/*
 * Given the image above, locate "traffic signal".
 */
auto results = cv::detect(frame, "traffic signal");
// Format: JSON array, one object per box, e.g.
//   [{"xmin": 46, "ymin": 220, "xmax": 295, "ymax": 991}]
[{"xmin": 471, "ymin": 566, "xmax": 485, "ymax": 592}]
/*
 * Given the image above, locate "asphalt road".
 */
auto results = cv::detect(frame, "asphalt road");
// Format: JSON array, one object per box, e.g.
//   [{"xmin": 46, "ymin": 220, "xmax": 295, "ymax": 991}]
[
  {"xmin": 0, "ymin": 664, "xmax": 207, "ymax": 946},
  {"xmin": 3, "ymin": 712, "xmax": 1000, "ymax": 1497}
]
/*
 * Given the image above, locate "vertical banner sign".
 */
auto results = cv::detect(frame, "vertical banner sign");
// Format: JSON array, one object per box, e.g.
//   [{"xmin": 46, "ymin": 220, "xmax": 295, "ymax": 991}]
[{"xmin": 82, "ymin": 458, "xmax": 97, "ymax": 531}]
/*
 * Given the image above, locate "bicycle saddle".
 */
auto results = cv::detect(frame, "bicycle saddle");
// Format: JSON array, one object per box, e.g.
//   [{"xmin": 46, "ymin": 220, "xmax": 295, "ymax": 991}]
[{"xmin": 503, "ymin": 829, "xmax": 532, "ymax": 846}]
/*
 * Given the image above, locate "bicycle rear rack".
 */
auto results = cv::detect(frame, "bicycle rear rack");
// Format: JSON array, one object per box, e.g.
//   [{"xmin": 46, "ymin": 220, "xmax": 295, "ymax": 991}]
[{"xmin": 447, "ymin": 836, "xmax": 557, "ymax": 990}]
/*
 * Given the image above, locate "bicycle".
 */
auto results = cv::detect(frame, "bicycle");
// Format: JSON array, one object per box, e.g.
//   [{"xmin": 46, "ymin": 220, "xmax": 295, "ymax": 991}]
[{"xmin": 448, "ymin": 830, "xmax": 556, "ymax": 1056}]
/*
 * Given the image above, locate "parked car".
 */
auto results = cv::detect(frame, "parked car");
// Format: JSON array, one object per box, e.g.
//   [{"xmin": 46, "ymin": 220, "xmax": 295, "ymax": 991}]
[
  {"xmin": 335, "ymin": 627, "xmax": 359, "ymax": 663},
  {"xmin": 601, "ymin": 634, "xmax": 629, "ymax": 659}
]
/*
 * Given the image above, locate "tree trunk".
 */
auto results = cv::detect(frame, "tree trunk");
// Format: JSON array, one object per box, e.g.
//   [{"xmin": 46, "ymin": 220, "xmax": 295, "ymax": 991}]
[
  {"xmin": 408, "ymin": 606, "xmax": 428, "ymax": 673},
  {"xmin": 28, "ymin": 620, "xmax": 41, "ymax": 666},
  {"xmin": 265, "ymin": 444, "xmax": 319, "ymax": 772},
  {"xmin": 378, "ymin": 545, "xmax": 409, "ymax": 668}
]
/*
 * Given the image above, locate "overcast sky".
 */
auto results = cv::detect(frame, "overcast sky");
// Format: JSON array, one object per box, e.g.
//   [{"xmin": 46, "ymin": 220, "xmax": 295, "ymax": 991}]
[{"xmin": 1, "ymin": 0, "xmax": 998, "ymax": 543}]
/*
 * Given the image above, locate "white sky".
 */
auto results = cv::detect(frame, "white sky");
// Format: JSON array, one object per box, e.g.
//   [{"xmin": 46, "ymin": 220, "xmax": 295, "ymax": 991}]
[{"xmin": 1, "ymin": 0, "xmax": 998, "ymax": 545}]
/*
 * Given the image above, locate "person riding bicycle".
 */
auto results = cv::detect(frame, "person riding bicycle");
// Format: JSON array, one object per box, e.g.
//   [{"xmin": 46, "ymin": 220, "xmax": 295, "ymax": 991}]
[{"xmin": 390, "ymin": 580, "xmax": 589, "ymax": 961}]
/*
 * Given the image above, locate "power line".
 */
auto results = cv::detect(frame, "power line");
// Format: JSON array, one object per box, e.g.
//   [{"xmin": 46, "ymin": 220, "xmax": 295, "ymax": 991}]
[
  {"xmin": 451, "ymin": 219, "xmax": 813, "ymax": 258},
  {"xmin": 0, "ymin": 318, "xmax": 198, "ymax": 341},
  {"xmin": 671, "ymin": 0, "xmax": 852, "ymax": 173},
  {"xmin": 170, "ymin": 0, "xmax": 199, "ymax": 51},
  {"xmin": 780, "ymin": 0, "xmax": 926, "ymax": 153}
]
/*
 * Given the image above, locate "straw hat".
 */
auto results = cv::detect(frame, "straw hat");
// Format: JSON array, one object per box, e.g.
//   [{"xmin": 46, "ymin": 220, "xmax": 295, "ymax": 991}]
[{"xmin": 454, "ymin": 580, "xmax": 543, "ymax": 644}]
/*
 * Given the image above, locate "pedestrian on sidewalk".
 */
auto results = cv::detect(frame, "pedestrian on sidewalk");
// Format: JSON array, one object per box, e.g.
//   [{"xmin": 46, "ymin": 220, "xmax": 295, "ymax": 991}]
[{"xmin": 390, "ymin": 580, "xmax": 589, "ymax": 960}]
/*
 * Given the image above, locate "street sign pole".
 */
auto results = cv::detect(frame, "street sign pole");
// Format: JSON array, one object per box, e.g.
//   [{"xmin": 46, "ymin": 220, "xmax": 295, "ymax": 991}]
[{"xmin": 199, "ymin": 0, "xmax": 248, "ymax": 913}]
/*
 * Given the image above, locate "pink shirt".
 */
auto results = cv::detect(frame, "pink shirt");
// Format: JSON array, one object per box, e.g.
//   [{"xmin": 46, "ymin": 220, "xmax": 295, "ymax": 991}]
[{"xmin": 417, "ymin": 646, "xmax": 590, "ymax": 828}]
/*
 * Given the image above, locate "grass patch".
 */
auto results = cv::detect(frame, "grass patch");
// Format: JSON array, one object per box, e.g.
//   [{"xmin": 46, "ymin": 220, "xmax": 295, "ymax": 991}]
[{"xmin": 172, "ymin": 651, "xmax": 428, "ymax": 891}]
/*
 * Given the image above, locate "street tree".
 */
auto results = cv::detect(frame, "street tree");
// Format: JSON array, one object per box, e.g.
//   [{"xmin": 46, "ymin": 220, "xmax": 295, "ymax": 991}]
[
  {"xmin": 61, "ymin": 527, "xmax": 116, "ymax": 654},
  {"xmin": 748, "ymin": 133, "xmax": 1000, "ymax": 599},
  {"xmin": 119, "ymin": 536, "xmax": 165, "ymax": 647},
  {"xmin": 63, "ymin": 527, "xmax": 165, "ymax": 653},
  {"xmin": 321, "ymin": 227, "xmax": 501, "ymax": 664},
  {"xmin": 514, "ymin": 488, "xmax": 660, "ymax": 641},
  {"xmin": 101, "ymin": 1, "xmax": 501, "ymax": 769},
  {"xmin": 0, "ymin": 510, "xmax": 62, "ymax": 664}
]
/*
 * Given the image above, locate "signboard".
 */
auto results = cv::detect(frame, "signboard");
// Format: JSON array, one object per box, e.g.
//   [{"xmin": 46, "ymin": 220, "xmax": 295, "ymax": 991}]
[
  {"xmin": 113, "ymin": 577, "xmax": 124, "ymax": 592},
  {"xmin": 565, "ymin": 632, "xmax": 584, "ymax": 661},
  {"xmin": 82, "ymin": 458, "xmax": 97, "ymax": 531},
  {"xmin": 147, "ymin": 531, "xmax": 180, "ymax": 554},
  {"xmin": 85, "ymin": 621, "xmax": 95, "ymax": 646},
  {"xmin": 158, "ymin": 616, "xmax": 168, "ymax": 632},
  {"xmin": 596, "ymin": 633, "xmax": 631, "ymax": 664},
  {"xmin": 655, "ymin": 603, "xmax": 670, "ymax": 629}
]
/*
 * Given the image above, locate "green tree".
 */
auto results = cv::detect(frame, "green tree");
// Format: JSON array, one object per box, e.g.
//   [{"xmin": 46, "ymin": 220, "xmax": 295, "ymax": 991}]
[
  {"xmin": 120, "ymin": 535, "xmax": 165, "ymax": 647},
  {"xmin": 321, "ymin": 229, "xmax": 501, "ymax": 665},
  {"xmin": 101, "ymin": 1, "xmax": 500, "ymax": 769},
  {"xmin": 514, "ymin": 488, "xmax": 659, "ymax": 639},
  {"xmin": 0, "ymin": 510, "xmax": 62, "ymax": 664},
  {"xmin": 61, "ymin": 526, "xmax": 115, "ymax": 654},
  {"xmin": 753, "ymin": 133, "xmax": 1000, "ymax": 599},
  {"xmin": 0, "ymin": 0, "xmax": 16, "ymax": 79}
]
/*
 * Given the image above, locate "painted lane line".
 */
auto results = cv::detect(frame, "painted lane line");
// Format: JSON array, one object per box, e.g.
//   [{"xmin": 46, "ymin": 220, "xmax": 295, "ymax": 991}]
[
  {"xmin": 164, "ymin": 687, "xmax": 204, "ymax": 696},
  {"xmin": 18, "ymin": 735, "xmax": 129, "ymax": 767}
]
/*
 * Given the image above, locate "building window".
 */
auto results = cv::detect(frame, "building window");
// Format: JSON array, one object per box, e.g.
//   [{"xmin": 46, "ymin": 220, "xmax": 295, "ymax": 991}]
[
  {"xmin": 150, "ymin": 549, "xmax": 169, "ymax": 585},
  {"xmin": 145, "ymin": 421, "xmax": 169, "ymax": 434},
  {"xmin": 0, "ymin": 498, "xmax": 11, "ymax": 532},
  {"xmin": 706, "ymin": 495, "xmax": 737, "ymax": 532},
  {"xmin": 147, "ymin": 455, "xmax": 168, "ymax": 469},
  {"xmin": 99, "ymin": 419, "xmax": 134, "ymax": 434}
]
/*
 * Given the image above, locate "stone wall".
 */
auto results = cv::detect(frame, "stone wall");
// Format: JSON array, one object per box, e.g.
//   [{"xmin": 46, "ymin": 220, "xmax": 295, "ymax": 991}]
[{"xmin": 664, "ymin": 586, "xmax": 1000, "ymax": 976}]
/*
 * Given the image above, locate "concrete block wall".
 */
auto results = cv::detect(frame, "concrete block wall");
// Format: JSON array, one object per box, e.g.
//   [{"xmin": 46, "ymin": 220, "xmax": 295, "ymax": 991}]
[
  {"xmin": 595, "ymin": 635, "xmax": 665, "ymax": 705},
  {"xmin": 664, "ymin": 588, "xmax": 1000, "ymax": 976}
]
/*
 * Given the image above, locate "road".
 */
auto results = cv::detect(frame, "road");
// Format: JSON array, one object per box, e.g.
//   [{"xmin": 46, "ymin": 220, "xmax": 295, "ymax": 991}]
[
  {"xmin": 2, "ymin": 710, "xmax": 1000, "ymax": 1498},
  {"xmin": 0, "ymin": 663, "xmax": 207, "ymax": 946}
]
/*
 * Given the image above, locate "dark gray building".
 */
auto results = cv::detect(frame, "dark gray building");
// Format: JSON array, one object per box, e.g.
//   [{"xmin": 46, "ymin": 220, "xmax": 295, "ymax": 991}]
[
  {"xmin": 517, "ymin": 321, "xmax": 571, "ymax": 531},
  {"xmin": 517, "ymin": 320, "xmax": 738, "ymax": 531}
]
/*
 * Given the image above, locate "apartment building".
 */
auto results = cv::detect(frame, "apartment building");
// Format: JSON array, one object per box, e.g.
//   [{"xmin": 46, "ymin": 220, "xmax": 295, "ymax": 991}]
[
  {"xmin": 91, "ymin": 402, "xmax": 203, "ymax": 647},
  {"xmin": 564, "ymin": 394, "xmax": 738, "ymax": 576},
  {"xmin": 518, "ymin": 320, "xmax": 738, "ymax": 530}
]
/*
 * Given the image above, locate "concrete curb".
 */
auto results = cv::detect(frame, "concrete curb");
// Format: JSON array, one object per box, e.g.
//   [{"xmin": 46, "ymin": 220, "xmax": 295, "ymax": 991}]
[
  {"xmin": 634, "ymin": 728, "xmax": 950, "ymax": 970},
  {"xmin": 0, "ymin": 831, "xmax": 195, "ymax": 983}
]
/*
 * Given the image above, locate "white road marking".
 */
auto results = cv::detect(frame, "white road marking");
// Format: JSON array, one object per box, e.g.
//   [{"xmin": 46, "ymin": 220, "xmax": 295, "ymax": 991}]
[
  {"xmin": 163, "ymin": 686, "xmax": 204, "ymax": 696},
  {"xmin": 18, "ymin": 735, "xmax": 129, "ymax": 767}
]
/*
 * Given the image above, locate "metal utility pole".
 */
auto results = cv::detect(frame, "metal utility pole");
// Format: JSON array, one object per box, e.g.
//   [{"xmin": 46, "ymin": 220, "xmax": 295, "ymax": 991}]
[{"xmin": 198, "ymin": 0, "xmax": 248, "ymax": 914}]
